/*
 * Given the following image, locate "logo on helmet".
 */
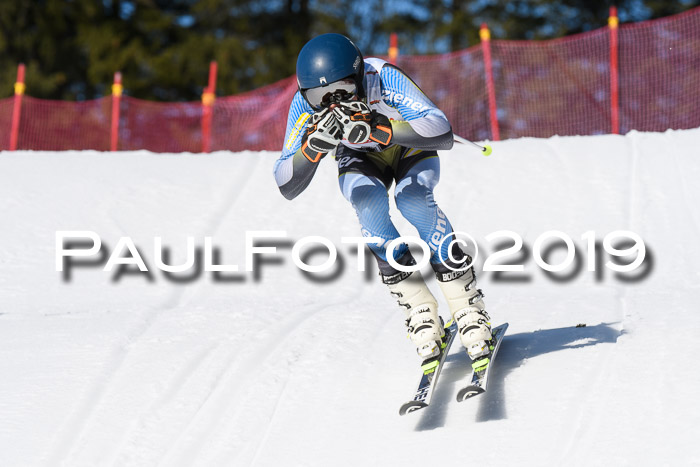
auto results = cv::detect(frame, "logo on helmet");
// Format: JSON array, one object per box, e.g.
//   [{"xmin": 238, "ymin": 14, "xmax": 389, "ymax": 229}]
[
  {"xmin": 320, "ymin": 76, "xmax": 327, "ymax": 84},
  {"xmin": 353, "ymin": 56, "xmax": 361, "ymax": 70}
]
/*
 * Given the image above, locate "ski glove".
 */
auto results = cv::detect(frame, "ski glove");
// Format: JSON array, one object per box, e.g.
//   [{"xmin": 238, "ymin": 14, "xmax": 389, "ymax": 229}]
[
  {"xmin": 301, "ymin": 108, "xmax": 343, "ymax": 163},
  {"xmin": 332, "ymin": 101, "xmax": 393, "ymax": 146}
]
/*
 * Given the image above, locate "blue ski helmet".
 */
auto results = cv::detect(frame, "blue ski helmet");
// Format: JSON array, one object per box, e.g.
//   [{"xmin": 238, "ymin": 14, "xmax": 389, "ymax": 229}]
[{"xmin": 296, "ymin": 33, "xmax": 365, "ymax": 109}]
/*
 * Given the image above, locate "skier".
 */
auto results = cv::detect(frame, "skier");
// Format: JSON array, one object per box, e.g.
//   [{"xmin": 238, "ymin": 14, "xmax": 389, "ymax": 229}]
[{"xmin": 273, "ymin": 33, "xmax": 492, "ymax": 361}]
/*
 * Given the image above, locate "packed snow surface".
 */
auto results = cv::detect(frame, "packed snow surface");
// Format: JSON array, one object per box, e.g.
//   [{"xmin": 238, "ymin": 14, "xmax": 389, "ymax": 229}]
[{"xmin": 1, "ymin": 128, "xmax": 699, "ymax": 466}]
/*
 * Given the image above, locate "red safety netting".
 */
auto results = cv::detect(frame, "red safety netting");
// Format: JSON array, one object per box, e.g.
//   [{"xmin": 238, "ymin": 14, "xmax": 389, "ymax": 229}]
[
  {"xmin": 1, "ymin": 96, "xmax": 112, "ymax": 151},
  {"xmin": 618, "ymin": 8, "xmax": 700, "ymax": 133},
  {"xmin": 32, "ymin": 97, "xmax": 110, "ymax": 151},
  {"xmin": 2, "ymin": 7, "xmax": 699, "ymax": 152},
  {"xmin": 489, "ymin": 28, "xmax": 613, "ymax": 139},
  {"xmin": 112, "ymin": 76, "xmax": 296, "ymax": 152},
  {"xmin": 211, "ymin": 76, "xmax": 298, "ymax": 152},
  {"xmin": 396, "ymin": 47, "xmax": 493, "ymax": 142},
  {"xmin": 0, "ymin": 98, "xmax": 13, "ymax": 150},
  {"xmin": 118, "ymin": 98, "xmax": 202, "ymax": 152}
]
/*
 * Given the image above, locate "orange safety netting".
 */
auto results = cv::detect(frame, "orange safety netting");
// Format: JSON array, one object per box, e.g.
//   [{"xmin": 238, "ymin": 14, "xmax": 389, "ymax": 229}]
[{"xmin": 1, "ymin": 7, "xmax": 699, "ymax": 152}]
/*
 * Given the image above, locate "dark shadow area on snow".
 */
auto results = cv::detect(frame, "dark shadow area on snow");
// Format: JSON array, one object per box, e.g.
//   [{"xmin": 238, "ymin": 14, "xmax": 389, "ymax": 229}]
[{"xmin": 413, "ymin": 322, "xmax": 624, "ymax": 431}]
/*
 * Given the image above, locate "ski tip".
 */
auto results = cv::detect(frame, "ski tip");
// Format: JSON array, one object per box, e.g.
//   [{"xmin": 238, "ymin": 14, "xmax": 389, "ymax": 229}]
[
  {"xmin": 456, "ymin": 385, "xmax": 485, "ymax": 402},
  {"xmin": 399, "ymin": 400, "xmax": 428, "ymax": 416}
]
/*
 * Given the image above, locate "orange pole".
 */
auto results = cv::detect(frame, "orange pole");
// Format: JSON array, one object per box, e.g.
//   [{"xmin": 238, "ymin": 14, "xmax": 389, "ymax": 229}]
[
  {"xmin": 480, "ymin": 24, "xmax": 500, "ymax": 141},
  {"xmin": 111, "ymin": 72, "xmax": 122, "ymax": 151},
  {"xmin": 201, "ymin": 61, "xmax": 217, "ymax": 153},
  {"xmin": 10, "ymin": 64, "xmax": 25, "ymax": 151},
  {"xmin": 388, "ymin": 33, "xmax": 399, "ymax": 64},
  {"xmin": 609, "ymin": 6, "xmax": 620, "ymax": 135}
]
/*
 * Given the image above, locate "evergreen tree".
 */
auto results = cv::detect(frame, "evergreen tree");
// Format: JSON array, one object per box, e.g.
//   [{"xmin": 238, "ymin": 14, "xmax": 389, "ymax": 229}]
[{"xmin": 0, "ymin": 0, "xmax": 697, "ymax": 100}]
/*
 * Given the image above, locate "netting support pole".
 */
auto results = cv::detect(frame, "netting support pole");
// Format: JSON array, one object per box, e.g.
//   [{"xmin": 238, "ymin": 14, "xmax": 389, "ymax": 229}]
[
  {"xmin": 201, "ymin": 61, "xmax": 218, "ymax": 153},
  {"xmin": 111, "ymin": 72, "xmax": 122, "ymax": 151},
  {"xmin": 480, "ymin": 24, "xmax": 499, "ymax": 141},
  {"xmin": 609, "ymin": 6, "xmax": 620, "ymax": 135},
  {"xmin": 388, "ymin": 32, "xmax": 399, "ymax": 64},
  {"xmin": 10, "ymin": 63, "xmax": 25, "ymax": 151}
]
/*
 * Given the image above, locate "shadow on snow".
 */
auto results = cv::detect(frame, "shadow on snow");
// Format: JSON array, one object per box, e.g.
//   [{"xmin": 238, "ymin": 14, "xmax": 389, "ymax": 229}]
[{"xmin": 414, "ymin": 322, "xmax": 624, "ymax": 431}]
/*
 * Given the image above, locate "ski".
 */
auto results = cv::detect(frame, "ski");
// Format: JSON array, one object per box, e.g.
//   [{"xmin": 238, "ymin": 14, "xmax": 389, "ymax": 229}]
[
  {"xmin": 456, "ymin": 322, "xmax": 509, "ymax": 402},
  {"xmin": 399, "ymin": 320, "xmax": 458, "ymax": 416}
]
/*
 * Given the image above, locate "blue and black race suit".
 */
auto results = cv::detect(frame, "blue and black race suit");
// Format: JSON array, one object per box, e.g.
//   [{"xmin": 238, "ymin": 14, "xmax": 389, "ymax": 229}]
[{"xmin": 273, "ymin": 58, "xmax": 458, "ymax": 274}]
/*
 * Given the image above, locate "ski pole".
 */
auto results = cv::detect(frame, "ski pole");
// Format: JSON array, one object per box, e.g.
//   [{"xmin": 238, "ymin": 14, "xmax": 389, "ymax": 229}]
[{"xmin": 453, "ymin": 134, "xmax": 493, "ymax": 156}]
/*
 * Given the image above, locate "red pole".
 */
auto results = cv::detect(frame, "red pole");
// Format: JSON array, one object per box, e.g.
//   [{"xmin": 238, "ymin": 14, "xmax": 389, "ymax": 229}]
[
  {"xmin": 9, "ymin": 63, "xmax": 25, "ymax": 151},
  {"xmin": 201, "ymin": 61, "xmax": 218, "ymax": 153},
  {"xmin": 208, "ymin": 60, "xmax": 218, "ymax": 93},
  {"xmin": 111, "ymin": 72, "xmax": 122, "ymax": 151},
  {"xmin": 609, "ymin": 7, "xmax": 620, "ymax": 135},
  {"xmin": 388, "ymin": 33, "xmax": 399, "ymax": 64},
  {"xmin": 480, "ymin": 24, "xmax": 500, "ymax": 141}
]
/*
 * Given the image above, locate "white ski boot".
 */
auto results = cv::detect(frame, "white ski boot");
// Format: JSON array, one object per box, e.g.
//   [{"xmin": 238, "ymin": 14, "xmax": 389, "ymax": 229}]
[
  {"xmin": 436, "ymin": 265, "xmax": 492, "ymax": 360},
  {"xmin": 382, "ymin": 270, "xmax": 444, "ymax": 359}
]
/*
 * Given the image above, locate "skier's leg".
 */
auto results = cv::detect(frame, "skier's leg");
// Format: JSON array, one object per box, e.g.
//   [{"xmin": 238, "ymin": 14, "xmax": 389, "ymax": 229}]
[
  {"xmin": 338, "ymin": 153, "xmax": 443, "ymax": 359},
  {"xmin": 394, "ymin": 152, "xmax": 493, "ymax": 359},
  {"xmin": 434, "ymin": 259, "xmax": 492, "ymax": 359},
  {"xmin": 338, "ymin": 171, "xmax": 404, "ymax": 264},
  {"xmin": 393, "ymin": 154, "xmax": 452, "ymax": 265},
  {"xmin": 379, "ymin": 255, "xmax": 444, "ymax": 359}
]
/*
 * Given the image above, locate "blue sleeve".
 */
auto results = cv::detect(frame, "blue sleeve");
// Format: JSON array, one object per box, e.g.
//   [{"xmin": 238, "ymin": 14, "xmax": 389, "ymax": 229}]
[
  {"xmin": 273, "ymin": 92, "xmax": 322, "ymax": 200},
  {"xmin": 279, "ymin": 92, "xmax": 314, "ymax": 161},
  {"xmin": 380, "ymin": 65, "xmax": 454, "ymax": 150}
]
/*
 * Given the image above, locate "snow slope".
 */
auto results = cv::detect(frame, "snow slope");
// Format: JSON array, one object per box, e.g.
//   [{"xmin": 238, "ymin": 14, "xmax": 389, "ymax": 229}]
[{"xmin": 1, "ymin": 128, "xmax": 699, "ymax": 467}]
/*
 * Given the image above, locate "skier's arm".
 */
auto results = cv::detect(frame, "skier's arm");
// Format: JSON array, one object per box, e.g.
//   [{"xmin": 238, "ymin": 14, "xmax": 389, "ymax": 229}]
[
  {"xmin": 380, "ymin": 65, "xmax": 454, "ymax": 151},
  {"xmin": 390, "ymin": 120, "xmax": 453, "ymax": 151},
  {"xmin": 274, "ymin": 148, "xmax": 322, "ymax": 200},
  {"xmin": 274, "ymin": 93, "xmax": 335, "ymax": 200}
]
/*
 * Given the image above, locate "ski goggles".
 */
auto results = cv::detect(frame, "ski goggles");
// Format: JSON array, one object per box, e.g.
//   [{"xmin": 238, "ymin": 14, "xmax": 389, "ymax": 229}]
[{"xmin": 303, "ymin": 79, "xmax": 357, "ymax": 109}]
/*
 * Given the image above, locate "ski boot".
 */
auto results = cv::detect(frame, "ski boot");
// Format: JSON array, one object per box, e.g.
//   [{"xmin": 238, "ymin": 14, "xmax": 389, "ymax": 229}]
[
  {"xmin": 435, "ymin": 260, "xmax": 493, "ymax": 360},
  {"xmin": 382, "ymin": 269, "xmax": 445, "ymax": 359}
]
